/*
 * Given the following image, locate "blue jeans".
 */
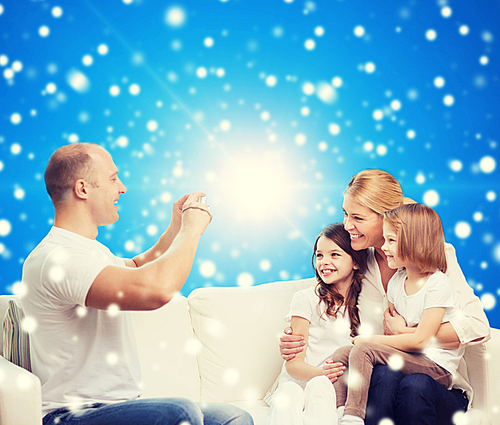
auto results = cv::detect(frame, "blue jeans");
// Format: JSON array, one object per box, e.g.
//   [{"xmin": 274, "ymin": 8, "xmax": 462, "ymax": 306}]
[
  {"xmin": 43, "ymin": 398, "xmax": 254, "ymax": 425},
  {"xmin": 365, "ymin": 365, "xmax": 468, "ymax": 425}
]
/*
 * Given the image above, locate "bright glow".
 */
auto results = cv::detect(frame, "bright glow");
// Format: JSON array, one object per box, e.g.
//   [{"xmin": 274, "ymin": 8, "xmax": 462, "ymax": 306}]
[
  {"xmin": 97, "ymin": 44, "xmax": 109, "ymax": 55},
  {"xmin": 365, "ymin": 62, "xmax": 376, "ymax": 73},
  {"xmin": 204, "ymin": 37, "xmax": 214, "ymax": 47},
  {"xmin": 82, "ymin": 55, "xmax": 93, "ymax": 66},
  {"xmin": 200, "ymin": 260, "xmax": 216, "ymax": 277},
  {"xmin": 423, "ymin": 190, "xmax": 439, "ymax": 207},
  {"xmin": 434, "ymin": 76, "xmax": 445, "ymax": 88},
  {"xmin": 455, "ymin": 221, "xmax": 471, "ymax": 239},
  {"xmin": 10, "ymin": 113, "xmax": 21, "ymax": 125},
  {"xmin": 459, "ymin": 25, "xmax": 469, "ymax": 36},
  {"xmin": 479, "ymin": 156, "xmax": 496, "ymax": 173},
  {"xmin": 304, "ymin": 39, "xmax": 315, "ymax": 50},
  {"xmin": 223, "ymin": 154, "xmax": 294, "ymax": 219},
  {"xmin": 0, "ymin": 219, "xmax": 12, "ymax": 236},
  {"xmin": 426, "ymin": 29, "xmax": 437, "ymax": 41},
  {"xmin": 66, "ymin": 69, "xmax": 90, "ymax": 93},
  {"xmin": 443, "ymin": 94, "xmax": 454, "ymax": 106},
  {"xmin": 52, "ymin": 6, "xmax": 63, "ymax": 18},
  {"xmin": 39, "ymin": 26, "xmax": 50, "ymax": 37},
  {"xmin": 266, "ymin": 75, "xmax": 277, "ymax": 87},
  {"xmin": 109, "ymin": 85, "xmax": 120, "ymax": 96},
  {"xmin": 354, "ymin": 26, "xmax": 365, "ymax": 37}
]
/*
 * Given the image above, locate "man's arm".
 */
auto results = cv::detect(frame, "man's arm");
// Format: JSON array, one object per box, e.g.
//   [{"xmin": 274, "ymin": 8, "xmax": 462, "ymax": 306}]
[{"xmin": 86, "ymin": 192, "xmax": 211, "ymax": 311}]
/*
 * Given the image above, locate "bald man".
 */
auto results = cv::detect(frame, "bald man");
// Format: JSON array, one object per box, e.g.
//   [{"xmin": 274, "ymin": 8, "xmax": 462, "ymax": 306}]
[{"xmin": 21, "ymin": 143, "xmax": 253, "ymax": 425}]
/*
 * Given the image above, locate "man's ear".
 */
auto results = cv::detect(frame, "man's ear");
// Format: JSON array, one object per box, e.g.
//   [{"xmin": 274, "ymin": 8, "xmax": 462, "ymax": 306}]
[{"xmin": 74, "ymin": 179, "xmax": 89, "ymax": 200}]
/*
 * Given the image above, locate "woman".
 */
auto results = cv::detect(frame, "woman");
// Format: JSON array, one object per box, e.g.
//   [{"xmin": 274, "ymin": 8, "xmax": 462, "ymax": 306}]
[{"xmin": 279, "ymin": 169, "xmax": 490, "ymax": 425}]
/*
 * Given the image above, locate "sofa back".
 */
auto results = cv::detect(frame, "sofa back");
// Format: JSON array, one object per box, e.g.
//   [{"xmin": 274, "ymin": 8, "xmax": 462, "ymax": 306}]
[{"xmin": 187, "ymin": 277, "xmax": 315, "ymax": 403}]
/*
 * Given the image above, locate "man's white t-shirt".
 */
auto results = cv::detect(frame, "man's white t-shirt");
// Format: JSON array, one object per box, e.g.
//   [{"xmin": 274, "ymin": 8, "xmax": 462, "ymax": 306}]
[
  {"xmin": 21, "ymin": 227, "xmax": 141, "ymax": 415},
  {"xmin": 277, "ymin": 286, "xmax": 352, "ymax": 388},
  {"xmin": 387, "ymin": 269, "xmax": 465, "ymax": 376}
]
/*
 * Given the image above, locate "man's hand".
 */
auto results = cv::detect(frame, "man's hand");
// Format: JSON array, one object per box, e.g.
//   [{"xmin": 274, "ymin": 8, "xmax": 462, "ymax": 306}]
[
  {"xmin": 322, "ymin": 359, "xmax": 346, "ymax": 383},
  {"xmin": 383, "ymin": 308, "xmax": 407, "ymax": 335},
  {"xmin": 180, "ymin": 192, "xmax": 212, "ymax": 236},
  {"xmin": 279, "ymin": 326, "xmax": 306, "ymax": 360}
]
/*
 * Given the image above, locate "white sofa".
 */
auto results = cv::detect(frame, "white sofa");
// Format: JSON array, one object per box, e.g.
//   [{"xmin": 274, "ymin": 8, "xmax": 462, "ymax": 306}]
[{"xmin": 1, "ymin": 277, "xmax": 499, "ymax": 425}]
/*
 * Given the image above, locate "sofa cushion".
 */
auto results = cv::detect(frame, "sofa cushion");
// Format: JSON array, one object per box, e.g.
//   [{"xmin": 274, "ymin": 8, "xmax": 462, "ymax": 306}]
[
  {"xmin": 133, "ymin": 294, "xmax": 201, "ymax": 401},
  {"xmin": 2, "ymin": 299, "xmax": 31, "ymax": 372},
  {"xmin": 188, "ymin": 278, "xmax": 315, "ymax": 403}
]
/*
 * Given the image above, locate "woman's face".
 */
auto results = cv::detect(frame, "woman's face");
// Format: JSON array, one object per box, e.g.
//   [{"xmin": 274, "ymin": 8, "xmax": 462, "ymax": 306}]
[{"xmin": 342, "ymin": 195, "xmax": 385, "ymax": 251}]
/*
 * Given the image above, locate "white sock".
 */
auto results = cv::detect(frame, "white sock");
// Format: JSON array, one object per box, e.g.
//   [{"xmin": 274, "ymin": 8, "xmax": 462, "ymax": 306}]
[
  {"xmin": 337, "ymin": 406, "xmax": 345, "ymax": 419},
  {"xmin": 339, "ymin": 414, "xmax": 364, "ymax": 425}
]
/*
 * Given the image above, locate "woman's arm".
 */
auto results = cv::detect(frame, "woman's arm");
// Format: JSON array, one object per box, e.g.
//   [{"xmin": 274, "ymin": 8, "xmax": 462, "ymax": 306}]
[
  {"xmin": 285, "ymin": 316, "xmax": 344, "ymax": 382},
  {"xmin": 355, "ymin": 307, "xmax": 446, "ymax": 352}
]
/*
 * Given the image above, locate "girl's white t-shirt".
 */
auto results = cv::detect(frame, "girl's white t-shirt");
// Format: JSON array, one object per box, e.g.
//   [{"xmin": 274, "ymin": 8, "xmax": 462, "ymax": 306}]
[
  {"xmin": 387, "ymin": 269, "xmax": 465, "ymax": 376},
  {"xmin": 277, "ymin": 285, "xmax": 352, "ymax": 388}
]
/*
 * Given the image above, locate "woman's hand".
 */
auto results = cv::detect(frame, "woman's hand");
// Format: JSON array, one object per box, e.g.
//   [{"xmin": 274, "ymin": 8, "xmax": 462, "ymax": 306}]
[
  {"xmin": 279, "ymin": 326, "xmax": 306, "ymax": 360},
  {"xmin": 352, "ymin": 335, "xmax": 373, "ymax": 345},
  {"xmin": 383, "ymin": 308, "xmax": 408, "ymax": 335},
  {"xmin": 322, "ymin": 359, "xmax": 346, "ymax": 383}
]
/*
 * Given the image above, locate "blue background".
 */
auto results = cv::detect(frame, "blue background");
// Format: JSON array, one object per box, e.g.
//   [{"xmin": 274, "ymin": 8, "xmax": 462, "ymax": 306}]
[{"xmin": 1, "ymin": 0, "xmax": 499, "ymax": 327}]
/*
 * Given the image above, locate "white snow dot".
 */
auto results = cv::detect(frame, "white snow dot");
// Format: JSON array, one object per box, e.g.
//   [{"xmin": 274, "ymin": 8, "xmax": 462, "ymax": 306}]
[
  {"xmin": 0, "ymin": 219, "xmax": 12, "ymax": 236},
  {"xmin": 486, "ymin": 191, "xmax": 496, "ymax": 201},
  {"xmin": 479, "ymin": 156, "xmax": 496, "ymax": 173},
  {"xmin": 332, "ymin": 76, "xmax": 343, "ymax": 88},
  {"xmin": 160, "ymin": 192, "xmax": 172, "ymax": 203},
  {"xmin": 146, "ymin": 224, "xmax": 158, "ymax": 236},
  {"xmin": 481, "ymin": 31, "xmax": 493, "ymax": 43},
  {"xmin": 46, "ymin": 82, "xmax": 57, "ymax": 94},
  {"xmin": 0, "ymin": 55, "xmax": 8, "ymax": 66},
  {"xmin": 204, "ymin": 37, "xmax": 214, "ymax": 48},
  {"xmin": 423, "ymin": 190, "xmax": 439, "ymax": 207},
  {"xmin": 109, "ymin": 85, "xmax": 120, "ymax": 96},
  {"xmin": 165, "ymin": 6, "xmax": 186, "ymax": 27},
  {"xmin": 10, "ymin": 143, "xmax": 21, "ymax": 154},
  {"xmin": 443, "ymin": 94, "xmax": 454, "ymax": 106},
  {"xmin": 388, "ymin": 353, "xmax": 404, "ymax": 370},
  {"xmin": 364, "ymin": 141, "xmax": 374, "ymax": 152},
  {"xmin": 260, "ymin": 111, "xmax": 270, "ymax": 121},
  {"xmin": 390, "ymin": 99, "xmax": 401, "ymax": 111},
  {"xmin": 318, "ymin": 141, "xmax": 328, "ymax": 151},
  {"xmin": 302, "ymin": 82, "xmax": 315, "ymax": 95},
  {"xmin": 219, "ymin": 119, "xmax": 231, "ymax": 132},
  {"xmin": 406, "ymin": 129, "xmax": 416, "ymax": 139},
  {"xmin": 82, "ymin": 55, "xmax": 93, "ymax": 66},
  {"xmin": 316, "ymin": 82, "xmax": 337, "ymax": 104},
  {"xmin": 434, "ymin": 76, "xmax": 445, "ymax": 88},
  {"xmin": 184, "ymin": 337, "xmax": 202, "ymax": 355},
  {"xmin": 39, "ymin": 26, "xmax": 50, "ymax": 37},
  {"xmin": 97, "ymin": 44, "xmax": 109, "ymax": 55},
  {"xmin": 107, "ymin": 303, "xmax": 120, "ymax": 317},
  {"xmin": 0, "ymin": 5, "xmax": 3, "ymax": 15},
  {"xmin": 147, "ymin": 120, "xmax": 158, "ymax": 132},
  {"xmin": 22, "ymin": 316, "xmax": 38, "ymax": 333},
  {"xmin": 116, "ymin": 136, "xmax": 129, "ymax": 148},
  {"xmin": 354, "ymin": 26, "xmax": 365, "ymax": 37},
  {"xmin": 14, "ymin": 188, "xmax": 25, "ymax": 200},
  {"xmin": 68, "ymin": 134, "xmax": 79, "ymax": 143},
  {"xmin": 237, "ymin": 272, "xmax": 254, "ymax": 287},
  {"xmin": 66, "ymin": 69, "xmax": 90, "ymax": 93},
  {"xmin": 416, "ymin": 172, "xmax": 425, "ymax": 184},
  {"xmin": 304, "ymin": 39, "xmax": 316, "ymax": 50},
  {"xmin": 300, "ymin": 106, "xmax": 310, "ymax": 116},
  {"xmin": 125, "ymin": 240, "xmax": 135, "ymax": 251},
  {"xmin": 459, "ymin": 25, "xmax": 469, "ymax": 36},
  {"xmin": 52, "ymin": 6, "xmax": 63, "ymax": 18},
  {"xmin": 196, "ymin": 67, "xmax": 207, "ymax": 78},
  {"xmin": 376, "ymin": 145, "xmax": 387, "ymax": 156},
  {"xmin": 129, "ymin": 84, "xmax": 140, "ymax": 95},
  {"xmin": 449, "ymin": 160, "xmax": 462, "ymax": 172},
  {"xmin": 223, "ymin": 369, "xmax": 240, "ymax": 385},
  {"xmin": 265, "ymin": 75, "xmax": 277, "ymax": 87},
  {"xmin": 295, "ymin": 133, "xmax": 307, "ymax": 146},
  {"xmin": 328, "ymin": 123, "xmax": 341, "ymax": 135},
  {"xmin": 200, "ymin": 260, "xmax": 216, "ymax": 278},
  {"xmin": 481, "ymin": 293, "xmax": 496, "ymax": 310},
  {"xmin": 106, "ymin": 352, "xmax": 119, "ymax": 365},
  {"xmin": 373, "ymin": 109, "xmax": 384, "ymax": 121},
  {"xmin": 473, "ymin": 212, "xmax": 483, "ymax": 222},
  {"xmin": 12, "ymin": 61, "xmax": 22, "ymax": 72},
  {"xmin": 260, "ymin": 259, "xmax": 271, "ymax": 271},
  {"xmin": 455, "ymin": 221, "xmax": 471, "ymax": 239},
  {"xmin": 425, "ymin": 29, "xmax": 437, "ymax": 41},
  {"xmin": 4, "ymin": 68, "xmax": 14, "ymax": 79},
  {"xmin": 216, "ymin": 68, "xmax": 225, "ymax": 77},
  {"xmin": 314, "ymin": 26, "xmax": 325, "ymax": 37},
  {"xmin": 441, "ymin": 7, "xmax": 452, "ymax": 18},
  {"xmin": 10, "ymin": 113, "xmax": 21, "ymax": 125},
  {"xmin": 365, "ymin": 62, "xmax": 376, "ymax": 73},
  {"xmin": 479, "ymin": 56, "xmax": 489, "ymax": 65}
]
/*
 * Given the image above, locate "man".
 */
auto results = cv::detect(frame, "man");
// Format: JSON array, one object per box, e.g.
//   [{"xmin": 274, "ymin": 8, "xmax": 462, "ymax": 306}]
[{"xmin": 21, "ymin": 143, "xmax": 253, "ymax": 425}]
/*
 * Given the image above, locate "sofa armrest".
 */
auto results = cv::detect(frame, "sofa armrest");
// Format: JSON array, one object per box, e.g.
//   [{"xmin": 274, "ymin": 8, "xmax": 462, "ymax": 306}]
[{"xmin": 0, "ymin": 355, "xmax": 42, "ymax": 425}]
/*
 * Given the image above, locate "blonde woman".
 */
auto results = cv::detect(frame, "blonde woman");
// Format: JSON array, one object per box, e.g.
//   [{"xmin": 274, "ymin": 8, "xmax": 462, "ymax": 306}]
[{"xmin": 279, "ymin": 169, "xmax": 490, "ymax": 425}]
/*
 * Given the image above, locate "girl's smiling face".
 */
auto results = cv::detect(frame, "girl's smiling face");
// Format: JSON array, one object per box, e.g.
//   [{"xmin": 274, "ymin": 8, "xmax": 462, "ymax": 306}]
[
  {"xmin": 342, "ymin": 195, "xmax": 385, "ymax": 251},
  {"xmin": 315, "ymin": 236, "xmax": 357, "ymax": 287},
  {"xmin": 381, "ymin": 223, "xmax": 405, "ymax": 269}
]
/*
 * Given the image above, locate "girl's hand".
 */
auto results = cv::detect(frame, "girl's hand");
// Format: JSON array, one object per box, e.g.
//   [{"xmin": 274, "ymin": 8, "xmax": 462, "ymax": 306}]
[
  {"xmin": 322, "ymin": 359, "xmax": 346, "ymax": 383},
  {"xmin": 279, "ymin": 326, "xmax": 306, "ymax": 360}
]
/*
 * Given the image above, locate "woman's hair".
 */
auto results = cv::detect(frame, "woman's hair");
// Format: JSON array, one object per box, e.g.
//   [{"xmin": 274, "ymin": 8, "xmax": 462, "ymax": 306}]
[
  {"xmin": 44, "ymin": 143, "xmax": 100, "ymax": 208},
  {"xmin": 312, "ymin": 223, "xmax": 368, "ymax": 337},
  {"xmin": 344, "ymin": 169, "xmax": 414, "ymax": 215},
  {"xmin": 384, "ymin": 203, "xmax": 447, "ymax": 274}
]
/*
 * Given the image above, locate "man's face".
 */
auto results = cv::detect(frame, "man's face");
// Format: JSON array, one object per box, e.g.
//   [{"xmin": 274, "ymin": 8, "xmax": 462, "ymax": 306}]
[{"xmin": 87, "ymin": 148, "xmax": 127, "ymax": 227}]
